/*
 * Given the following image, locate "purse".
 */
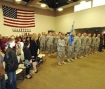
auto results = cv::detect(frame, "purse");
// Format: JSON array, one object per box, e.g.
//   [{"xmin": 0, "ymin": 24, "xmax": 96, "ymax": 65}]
[{"xmin": 24, "ymin": 60, "xmax": 31, "ymax": 68}]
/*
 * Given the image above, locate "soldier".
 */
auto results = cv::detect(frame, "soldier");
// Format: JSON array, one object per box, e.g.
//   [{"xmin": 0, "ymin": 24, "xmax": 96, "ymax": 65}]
[
  {"xmin": 46, "ymin": 32, "xmax": 54, "ymax": 56},
  {"xmin": 40, "ymin": 32, "xmax": 46, "ymax": 51},
  {"xmin": 81, "ymin": 33, "xmax": 87, "ymax": 57},
  {"xmin": 95, "ymin": 34, "xmax": 100, "ymax": 53},
  {"xmin": 53, "ymin": 32, "xmax": 59, "ymax": 53},
  {"xmin": 66, "ymin": 33, "xmax": 74, "ymax": 62},
  {"xmin": 74, "ymin": 33, "xmax": 81, "ymax": 59},
  {"xmin": 86, "ymin": 33, "xmax": 92, "ymax": 55},
  {"xmin": 91, "ymin": 34, "xmax": 96, "ymax": 54},
  {"xmin": 64, "ymin": 34, "xmax": 69, "ymax": 46},
  {"xmin": 57, "ymin": 33, "xmax": 66, "ymax": 66}
]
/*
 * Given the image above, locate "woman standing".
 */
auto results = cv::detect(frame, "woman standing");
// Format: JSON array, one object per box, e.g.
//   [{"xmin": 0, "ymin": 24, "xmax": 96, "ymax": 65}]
[
  {"xmin": 30, "ymin": 33, "xmax": 39, "ymax": 73},
  {"xmin": 23, "ymin": 42, "xmax": 32, "ymax": 79}
]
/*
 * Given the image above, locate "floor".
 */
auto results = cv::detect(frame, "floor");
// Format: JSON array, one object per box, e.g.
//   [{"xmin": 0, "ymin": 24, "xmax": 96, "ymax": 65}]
[{"xmin": 18, "ymin": 50, "xmax": 105, "ymax": 89}]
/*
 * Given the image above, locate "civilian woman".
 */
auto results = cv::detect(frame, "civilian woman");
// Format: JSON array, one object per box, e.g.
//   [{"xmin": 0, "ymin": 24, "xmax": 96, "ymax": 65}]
[
  {"xmin": 30, "ymin": 33, "xmax": 39, "ymax": 73},
  {"xmin": 23, "ymin": 42, "xmax": 32, "ymax": 79}
]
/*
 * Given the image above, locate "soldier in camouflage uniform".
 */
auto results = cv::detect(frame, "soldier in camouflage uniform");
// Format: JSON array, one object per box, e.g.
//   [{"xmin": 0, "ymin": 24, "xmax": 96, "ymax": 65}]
[
  {"xmin": 91, "ymin": 34, "xmax": 96, "ymax": 54},
  {"xmin": 46, "ymin": 32, "xmax": 54, "ymax": 56},
  {"xmin": 85, "ymin": 33, "xmax": 92, "ymax": 55},
  {"xmin": 81, "ymin": 33, "xmax": 87, "ymax": 57},
  {"xmin": 74, "ymin": 33, "xmax": 81, "ymax": 59},
  {"xmin": 57, "ymin": 33, "xmax": 66, "ymax": 66},
  {"xmin": 95, "ymin": 34, "xmax": 100, "ymax": 53},
  {"xmin": 40, "ymin": 32, "xmax": 46, "ymax": 51}
]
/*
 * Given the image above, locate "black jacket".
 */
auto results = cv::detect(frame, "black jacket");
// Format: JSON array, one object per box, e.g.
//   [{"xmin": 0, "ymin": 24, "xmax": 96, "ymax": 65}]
[
  {"xmin": 23, "ymin": 48, "xmax": 31, "ymax": 61},
  {"xmin": 30, "ymin": 40, "xmax": 39, "ymax": 59},
  {"xmin": 4, "ymin": 47, "xmax": 18, "ymax": 72}
]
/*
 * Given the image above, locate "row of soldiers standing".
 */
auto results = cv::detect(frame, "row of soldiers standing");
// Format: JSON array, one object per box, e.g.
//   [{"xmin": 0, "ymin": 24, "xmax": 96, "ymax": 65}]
[{"xmin": 39, "ymin": 32, "xmax": 101, "ymax": 65}]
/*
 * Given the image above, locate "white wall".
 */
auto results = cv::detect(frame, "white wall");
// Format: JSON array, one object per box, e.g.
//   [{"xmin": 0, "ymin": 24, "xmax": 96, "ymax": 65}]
[
  {"xmin": 0, "ymin": 3, "xmax": 55, "ymax": 36},
  {"xmin": 56, "ymin": 5, "xmax": 105, "ymax": 33}
]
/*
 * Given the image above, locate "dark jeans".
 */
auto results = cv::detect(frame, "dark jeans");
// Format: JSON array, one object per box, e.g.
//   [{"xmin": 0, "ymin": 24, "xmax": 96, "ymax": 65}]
[
  {"xmin": 26, "ymin": 67, "xmax": 30, "ymax": 75},
  {"xmin": 7, "ymin": 71, "xmax": 17, "ymax": 89},
  {"xmin": 0, "ymin": 75, "xmax": 6, "ymax": 89}
]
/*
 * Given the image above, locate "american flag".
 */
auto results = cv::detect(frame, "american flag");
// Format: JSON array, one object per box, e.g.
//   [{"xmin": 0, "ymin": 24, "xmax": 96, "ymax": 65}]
[{"xmin": 2, "ymin": 5, "xmax": 35, "ymax": 28}]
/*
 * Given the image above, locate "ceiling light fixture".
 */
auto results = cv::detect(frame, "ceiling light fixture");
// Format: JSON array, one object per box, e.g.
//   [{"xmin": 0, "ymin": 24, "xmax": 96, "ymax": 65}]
[
  {"xmin": 58, "ymin": 8, "xmax": 63, "ymax": 11},
  {"xmin": 41, "ymin": 3, "xmax": 46, "ymax": 7},
  {"xmin": 15, "ymin": 0, "xmax": 22, "ymax": 2}
]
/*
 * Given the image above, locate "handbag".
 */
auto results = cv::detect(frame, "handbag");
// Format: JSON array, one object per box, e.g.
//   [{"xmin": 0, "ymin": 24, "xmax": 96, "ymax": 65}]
[
  {"xmin": 24, "ymin": 60, "xmax": 31, "ymax": 68},
  {"xmin": 0, "ymin": 59, "xmax": 5, "ymax": 79}
]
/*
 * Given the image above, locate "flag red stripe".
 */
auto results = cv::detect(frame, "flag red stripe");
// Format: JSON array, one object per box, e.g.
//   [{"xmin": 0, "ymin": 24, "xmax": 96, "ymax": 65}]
[
  {"xmin": 4, "ymin": 22, "xmax": 35, "ymax": 27},
  {"xmin": 4, "ymin": 21, "xmax": 35, "ymax": 25},
  {"xmin": 4, "ymin": 24, "xmax": 35, "ymax": 28},
  {"xmin": 17, "ymin": 11, "xmax": 35, "ymax": 14},
  {"xmin": 4, "ymin": 17, "xmax": 35, "ymax": 22}
]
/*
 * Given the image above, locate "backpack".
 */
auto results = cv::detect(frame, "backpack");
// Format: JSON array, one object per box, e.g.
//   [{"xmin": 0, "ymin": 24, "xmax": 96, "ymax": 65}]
[{"xmin": 4, "ymin": 48, "xmax": 18, "ymax": 72}]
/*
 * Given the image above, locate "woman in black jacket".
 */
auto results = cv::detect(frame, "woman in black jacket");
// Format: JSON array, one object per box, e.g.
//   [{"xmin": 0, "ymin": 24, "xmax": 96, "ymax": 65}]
[
  {"xmin": 30, "ymin": 33, "xmax": 39, "ymax": 73},
  {"xmin": 23, "ymin": 42, "xmax": 32, "ymax": 79}
]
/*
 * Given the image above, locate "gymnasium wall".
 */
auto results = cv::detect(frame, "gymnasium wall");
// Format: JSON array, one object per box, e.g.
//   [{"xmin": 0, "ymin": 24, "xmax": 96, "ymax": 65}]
[{"xmin": 55, "ymin": 5, "xmax": 105, "ymax": 34}]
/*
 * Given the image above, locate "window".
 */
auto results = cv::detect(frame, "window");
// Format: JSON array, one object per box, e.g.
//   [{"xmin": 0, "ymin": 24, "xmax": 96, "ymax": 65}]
[
  {"xmin": 74, "ymin": 1, "xmax": 91, "ymax": 12},
  {"xmin": 92, "ymin": 0, "xmax": 105, "ymax": 7}
]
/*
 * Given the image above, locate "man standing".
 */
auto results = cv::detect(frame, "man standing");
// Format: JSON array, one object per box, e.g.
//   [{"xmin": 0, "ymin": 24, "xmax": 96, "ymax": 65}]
[
  {"xmin": 95, "ymin": 34, "xmax": 100, "ymax": 53},
  {"xmin": 40, "ymin": 32, "xmax": 46, "ymax": 51},
  {"xmin": 74, "ymin": 33, "xmax": 81, "ymax": 59},
  {"xmin": 57, "ymin": 33, "xmax": 66, "ymax": 66},
  {"xmin": 86, "ymin": 33, "xmax": 92, "ymax": 55},
  {"xmin": 46, "ymin": 32, "xmax": 54, "ymax": 56},
  {"xmin": 4, "ymin": 38, "xmax": 18, "ymax": 89},
  {"xmin": 91, "ymin": 34, "xmax": 96, "ymax": 54},
  {"xmin": 81, "ymin": 33, "xmax": 87, "ymax": 57}
]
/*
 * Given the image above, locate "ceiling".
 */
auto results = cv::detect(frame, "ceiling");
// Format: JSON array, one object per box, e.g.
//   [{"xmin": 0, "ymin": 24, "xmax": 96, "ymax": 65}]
[
  {"xmin": 40, "ymin": 0, "xmax": 79, "ymax": 9},
  {"xmin": 2, "ymin": 0, "xmax": 80, "ymax": 11}
]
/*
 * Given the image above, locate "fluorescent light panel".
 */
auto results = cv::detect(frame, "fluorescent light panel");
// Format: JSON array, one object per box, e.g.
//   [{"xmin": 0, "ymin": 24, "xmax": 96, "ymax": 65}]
[
  {"xmin": 15, "ymin": 0, "xmax": 22, "ymax": 1},
  {"xmin": 41, "ymin": 3, "xmax": 46, "ymax": 7},
  {"xmin": 58, "ymin": 8, "xmax": 63, "ymax": 11}
]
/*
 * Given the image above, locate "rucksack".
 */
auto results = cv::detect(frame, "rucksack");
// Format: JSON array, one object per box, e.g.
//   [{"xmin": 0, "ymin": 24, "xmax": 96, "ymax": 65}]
[{"xmin": 4, "ymin": 48, "xmax": 18, "ymax": 72}]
